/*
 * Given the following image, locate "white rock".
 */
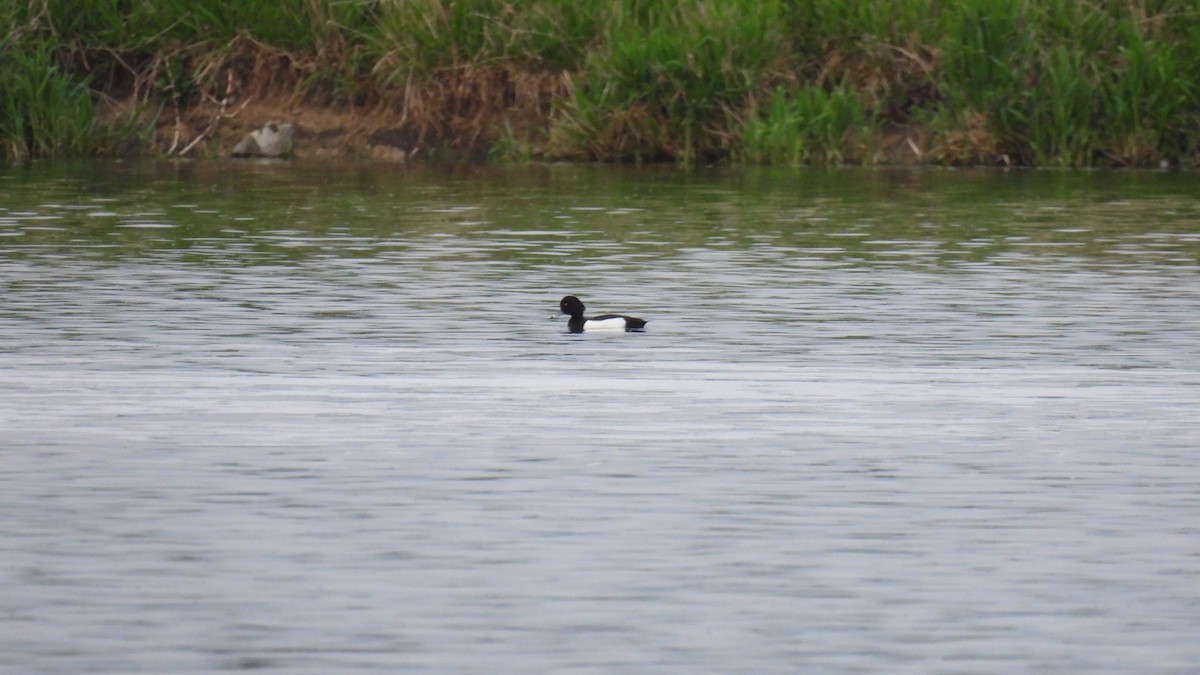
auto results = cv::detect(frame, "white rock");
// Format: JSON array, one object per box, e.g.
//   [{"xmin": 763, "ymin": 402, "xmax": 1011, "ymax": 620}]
[{"xmin": 232, "ymin": 122, "xmax": 294, "ymax": 157}]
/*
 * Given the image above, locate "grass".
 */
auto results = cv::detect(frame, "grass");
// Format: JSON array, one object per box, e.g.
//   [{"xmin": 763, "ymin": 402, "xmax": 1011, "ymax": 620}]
[
  {"xmin": 552, "ymin": 0, "xmax": 787, "ymax": 162},
  {"xmin": 370, "ymin": 0, "xmax": 602, "ymax": 74},
  {"xmin": 738, "ymin": 85, "xmax": 879, "ymax": 165},
  {"xmin": 0, "ymin": 34, "xmax": 97, "ymax": 159},
  {"xmin": 935, "ymin": 0, "xmax": 1200, "ymax": 166},
  {"xmin": 3, "ymin": 0, "xmax": 1200, "ymax": 166}
]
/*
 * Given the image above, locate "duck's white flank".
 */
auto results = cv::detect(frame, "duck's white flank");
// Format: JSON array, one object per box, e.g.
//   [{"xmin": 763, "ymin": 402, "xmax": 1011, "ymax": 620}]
[{"xmin": 582, "ymin": 316, "xmax": 629, "ymax": 331}]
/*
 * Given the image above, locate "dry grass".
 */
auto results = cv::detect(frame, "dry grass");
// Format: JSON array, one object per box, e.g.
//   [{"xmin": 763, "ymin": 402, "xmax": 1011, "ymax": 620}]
[
  {"xmin": 122, "ymin": 51, "xmax": 574, "ymax": 160},
  {"xmin": 379, "ymin": 65, "xmax": 571, "ymax": 157},
  {"xmin": 7, "ymin": 0, "xmax": 1200, "ymax": 165}
]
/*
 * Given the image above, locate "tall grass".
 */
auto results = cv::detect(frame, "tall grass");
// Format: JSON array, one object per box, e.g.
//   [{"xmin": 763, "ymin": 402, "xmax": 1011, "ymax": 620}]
[
  {"xmin": 738, "ymin": 85, "xmax": 879, "ymax": 165},
  {"xmin": 0, "ymin": 4, "xmax": 100, "ymax": 160},
  {"xmin": 38, "ymin": 0, "xmax": 370, "ymax": 51},
  {"xmin": 1105, "ymin": 18, "xmax": 1199, "ymax": 163},
  {"xmin": 937, "ymin": 0, "xmax": 1200, "ymax": 166},
  {"xmin": 552, "ymin": 0, "xmax": 787, "ymax": 162},
  {"xmin": 3, "ymin": 0, "xmax": 1200, "ymax": 165},
  {"xmin": 0, "ymin": 42, "xmax": 95, "ymax": 159},
  {"xmin": 370, "ymin": 0, "xmax": 602, "ymax": 75}
]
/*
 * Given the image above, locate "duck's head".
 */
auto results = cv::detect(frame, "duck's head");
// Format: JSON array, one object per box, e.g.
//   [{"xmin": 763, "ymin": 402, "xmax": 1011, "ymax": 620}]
[{"xmin": 559, "ymin": 295, "xmax": 585, "ymax": 317}]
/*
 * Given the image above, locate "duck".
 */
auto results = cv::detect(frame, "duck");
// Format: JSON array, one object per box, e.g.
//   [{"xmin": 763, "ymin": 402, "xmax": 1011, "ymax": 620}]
[{"xmin": 558, "ymin": 295, "xmax": 647, "ymax": 333}]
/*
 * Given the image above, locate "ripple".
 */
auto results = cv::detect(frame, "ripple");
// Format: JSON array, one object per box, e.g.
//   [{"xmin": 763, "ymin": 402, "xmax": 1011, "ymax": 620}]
[{"xmin": 2, "ymin": 163, "xmax": 1200, "ymax": 672}]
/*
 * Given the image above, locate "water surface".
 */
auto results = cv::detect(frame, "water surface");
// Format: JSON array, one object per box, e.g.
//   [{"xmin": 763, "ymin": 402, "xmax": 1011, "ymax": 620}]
[{"xmin": 2, "ymin": 162, "xmax": 1199, "ymax": 672}]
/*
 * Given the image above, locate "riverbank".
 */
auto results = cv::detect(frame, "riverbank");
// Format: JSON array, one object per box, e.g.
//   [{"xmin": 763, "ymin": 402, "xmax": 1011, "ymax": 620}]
[
  {"xmin": 6, "ymin": 1, "xmax": 1200, "ymax": 166},
  {"xmin": 109, "ymin": 83, "xmax": 935, "ymax": 166}
]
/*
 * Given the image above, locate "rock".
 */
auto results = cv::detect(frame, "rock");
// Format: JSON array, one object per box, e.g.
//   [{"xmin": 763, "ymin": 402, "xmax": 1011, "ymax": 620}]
[
  {"xmin": 367, "ymin": 144, "xmax": 407, "ymax": 162},
  {"xmin": 232, "ymin": 122, "xmax": 294, "ymax": 158}
]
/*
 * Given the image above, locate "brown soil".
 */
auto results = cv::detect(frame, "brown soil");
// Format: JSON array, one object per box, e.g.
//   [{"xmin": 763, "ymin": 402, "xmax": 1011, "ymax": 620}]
[
  {"xmin": 144, "ymin": 98, "xmax": 425, "ymax": 161},
  {"xmin": 140, "ymin": 102, "xmax": 497, "ymax": 162},
  {"xmin": 137, "ymin": 98, "xmax": 942, "ymax": 165},
  {"xmin": 83, "ymin": 38, "xmax": 1021, "ymax": 167},
  {"xmin": 119, "ymin": 64, "xmax": 574, "ymax": 163},
  {"xmin": 108, "ymin": 52, "xmax": 950, "ymax": 166}
]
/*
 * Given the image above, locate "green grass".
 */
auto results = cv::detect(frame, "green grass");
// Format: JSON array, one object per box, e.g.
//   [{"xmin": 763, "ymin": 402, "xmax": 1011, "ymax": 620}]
[
  {"xmin": 3, "ymin": 0, "xmax": 1200, "ymax": 166},
  {"xmin": 738, "ymin": 85, "xmax": 879, "ymax": 165},
  {"xmin": 0, "ymin": 37, "xmax": 96, "ymax": 159},
  {"xmin": 370, "ymin": 0, "xmax": 603, "ymax": 75},
  {"xmin": 552, "ymin": 0, "xmax": 787, "ymax": 162},
  {"xmin": 935, "ymin": 0, "xmax": 1200, "ymax": 166},
  {"xmin": 35, "ymin": 0, "xmax": 370, "ymax": 51}
]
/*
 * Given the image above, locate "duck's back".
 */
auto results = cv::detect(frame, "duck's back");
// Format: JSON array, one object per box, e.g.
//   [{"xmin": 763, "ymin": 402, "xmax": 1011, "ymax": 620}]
[
  {"xmin": 584, "ymin": 314, "xmax": 635, "ymax": 331},
  {"xmin": 621, "ymin": 316, "xmax": 648, "ymax": 331},
  {"xmin": 582, "ymin": 314, "xmax": 647, "ymax": 332}
]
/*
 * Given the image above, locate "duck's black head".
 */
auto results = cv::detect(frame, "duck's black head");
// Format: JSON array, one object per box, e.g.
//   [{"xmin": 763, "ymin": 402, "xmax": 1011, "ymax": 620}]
[{"xmin": 559, "ymin": 295, "xmax": 585, "ymax": 317}]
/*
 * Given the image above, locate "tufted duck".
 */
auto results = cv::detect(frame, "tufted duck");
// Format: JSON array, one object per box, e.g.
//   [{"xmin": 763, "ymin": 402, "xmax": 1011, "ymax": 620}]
[{"xmin": 558, "ymin": 295, "xmax": 647, "ymax": 333}]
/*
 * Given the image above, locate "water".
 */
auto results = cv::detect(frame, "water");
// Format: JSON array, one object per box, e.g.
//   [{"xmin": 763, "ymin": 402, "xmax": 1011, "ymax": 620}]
[{"xmin": 2, "ymin": 162, "xmax": 1199, "ymax": 672}]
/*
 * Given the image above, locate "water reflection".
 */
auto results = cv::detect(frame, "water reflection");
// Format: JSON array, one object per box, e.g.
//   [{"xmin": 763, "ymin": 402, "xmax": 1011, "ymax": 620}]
[
  {"xmin": 1, "ymin": 162, "xmax": 1199, "ymax": 672},
  {"xmin": 2, "ymin": 162, "xmax": 1198, "ymax": 267}
]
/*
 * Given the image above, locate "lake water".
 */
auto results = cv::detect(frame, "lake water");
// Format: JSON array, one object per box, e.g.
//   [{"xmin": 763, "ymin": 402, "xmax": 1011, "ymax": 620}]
[{"xmin": 2, "ymin": 161, "xmax": 1198, "ymax": 672}]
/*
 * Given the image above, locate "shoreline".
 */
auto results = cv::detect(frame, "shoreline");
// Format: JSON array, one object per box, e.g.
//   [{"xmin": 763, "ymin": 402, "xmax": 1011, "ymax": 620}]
[
  {"xmin": 7, "ymin": 2, "xmax": 1200, "ymax": 167},
  {"xmin": 132, "ymin": 97, "xmax": 943, "ymax": 166}
]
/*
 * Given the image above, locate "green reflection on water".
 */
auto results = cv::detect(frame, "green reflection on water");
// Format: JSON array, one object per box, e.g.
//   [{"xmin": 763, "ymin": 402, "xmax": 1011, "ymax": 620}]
[{"xmin": 1, "ymin": 160, "xmax": 1198, "ymax": 267}]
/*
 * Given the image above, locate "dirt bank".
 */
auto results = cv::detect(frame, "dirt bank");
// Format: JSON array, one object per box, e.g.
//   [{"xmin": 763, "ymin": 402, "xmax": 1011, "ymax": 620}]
[
  {"xmin": 128, "ymin": 65, "xmax": 575, "ymax": 163},
  {"xmin": 143, "ymin": 99, "xmax": 426, "ymax": 162},
  {"xmin": 145, "ymin": 98, "xmax": 936, "ymax": 164},
  {"xmin": 133, "ymin": 93, "xmax": 934, "ymax": 166}
]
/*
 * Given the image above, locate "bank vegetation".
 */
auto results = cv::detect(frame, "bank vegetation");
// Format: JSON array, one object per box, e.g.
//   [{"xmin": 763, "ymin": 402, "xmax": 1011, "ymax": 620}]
[{"xmin": 2, "ymin": 0, "xmax": 1198, "ymax": 166}]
